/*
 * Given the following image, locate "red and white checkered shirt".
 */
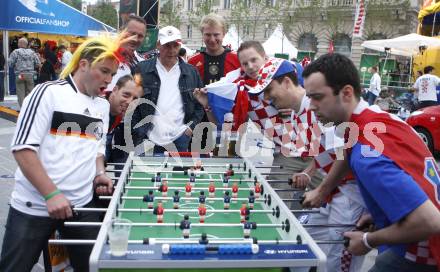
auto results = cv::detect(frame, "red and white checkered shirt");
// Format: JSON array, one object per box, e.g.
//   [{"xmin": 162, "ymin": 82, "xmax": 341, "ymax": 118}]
[{"xmin": 405, "ymin": 240, "xmax": 437, "ymax": 265}]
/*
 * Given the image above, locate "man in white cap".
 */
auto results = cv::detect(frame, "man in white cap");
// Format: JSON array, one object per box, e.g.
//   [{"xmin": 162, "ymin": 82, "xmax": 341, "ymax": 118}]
[{"xmin": 132, "ymin": 26, "xmax": 204, "ymax": 153}]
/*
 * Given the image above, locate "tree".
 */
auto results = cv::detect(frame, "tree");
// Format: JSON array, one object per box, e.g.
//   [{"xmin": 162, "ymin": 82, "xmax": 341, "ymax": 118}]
[
  {"xmin": 229, "ymin": 0, "xmax": 252, "ymax": 42},
  {"xmin": 187, "ymin": 0, "xmax": 218, "ymax": 28},
  {"xmin": 60, "ymin": 0, "xmax": 82, "ymax": 11},
  {"xmin": 89, "ymin": 2, "xmax": 118, "ymax": 29},
  {"xmin": 245, "ymin": 0, "xmax": 279, "ymax": 40},
  {"xmin": 159, "ymin": 0, "xmax": 183, "ymax": 28}
]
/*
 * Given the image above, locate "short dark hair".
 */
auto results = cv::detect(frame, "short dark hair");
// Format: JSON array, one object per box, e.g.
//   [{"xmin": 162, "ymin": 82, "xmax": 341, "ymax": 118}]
[
  {"xmin": 237, "ymin": 41, "xmax": 265, "ymax": 58},
  {"xmin": 178, "ymin": 47, "xmax": 187, "ymax": 57},
  {"xmin": 302, "ymin": 53, "xmax": 361, "ymax": 98},
  {"xmin": 115, "ymin": 74, "xmax": 134, "ymax": 89},
  {"xmin": 121, "ymin": 14, "xmax": 146, "ymax": 30},
  {"xmin": 424, "ymin": 65, "xmax": 434, "ymax": 74}
]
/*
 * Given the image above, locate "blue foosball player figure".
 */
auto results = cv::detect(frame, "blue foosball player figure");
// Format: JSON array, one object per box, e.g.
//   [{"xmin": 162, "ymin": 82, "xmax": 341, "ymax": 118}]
[
  {"xmin": 243, "ymin": 221, "xmax": 252, "ymax": 238},
  {"xmin": 223, "ymin": 191, "xmax": 231, "ymax": 209},
  {"xmin": 199, "ymin": 191, "xmax": 206, "ymax": 204},
  {"xmin": 222, "ymin": 174, "xmax": 230, "ymax": 188},
  {"xmin": 189, "ymin": 172, "xmax": 196, "ymax": 183},
  {"xmin": 173, "ymin": 190, "xmax": 180, "ymax": 209},
  {"xmin": 143, "ymin": 190, "xmax": 155, "ymax": 209},
  {"xmin": 248, "ymin": 191, "xmax": 255, "ymax": 209},
  {"xmin": 179, "ymin": 214, "xmax": 191, "ymax": 238},
  {"xmin": 155, "ymin": 172, "xmax": 162, "ymax": 183}
]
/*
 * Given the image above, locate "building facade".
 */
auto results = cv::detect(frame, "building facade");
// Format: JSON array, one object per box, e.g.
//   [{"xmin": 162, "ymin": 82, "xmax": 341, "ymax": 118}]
[{"xmin": 170, "ymin": 0, "xmax": 420, "ymax": 67}]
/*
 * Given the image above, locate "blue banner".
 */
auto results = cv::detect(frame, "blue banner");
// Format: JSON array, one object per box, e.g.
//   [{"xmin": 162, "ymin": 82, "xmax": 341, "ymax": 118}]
[{"xmin": 0, "ymin": 0, "xmax": 115, "ymax": 36}]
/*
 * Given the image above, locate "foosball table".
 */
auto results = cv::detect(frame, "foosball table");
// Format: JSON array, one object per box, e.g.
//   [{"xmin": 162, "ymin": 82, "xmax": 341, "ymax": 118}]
[{"xmin": 63, "ymin": 153, "xmax": 327, "ymax": 271}]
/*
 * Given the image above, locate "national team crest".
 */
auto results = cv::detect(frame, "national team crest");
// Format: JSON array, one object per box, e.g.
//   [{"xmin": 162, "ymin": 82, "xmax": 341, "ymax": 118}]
[{"xmin": 424, "ymin": 158, "xmax": 440, "ymax": 204}]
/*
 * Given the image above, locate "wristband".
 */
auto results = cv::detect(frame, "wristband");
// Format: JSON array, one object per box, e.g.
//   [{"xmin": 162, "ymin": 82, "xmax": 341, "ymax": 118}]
[
  {"xmin": 95, "ymin": 170, "xmax": 105, "ymax": 178},
  {"xmin": 44, "ymin": 189, "xmax": 61, "ymax": 201},
  {"xmin": 299, "ymin": 172, "xmax": 312, "ymax": 182},
  {"xmin": 362, "ymin": 232, "xmax": 374, "ymax": 249}
]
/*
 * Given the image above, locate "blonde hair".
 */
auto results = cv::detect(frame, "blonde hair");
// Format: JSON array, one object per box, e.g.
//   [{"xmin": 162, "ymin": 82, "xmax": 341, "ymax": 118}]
[
  {"xmin": 60, "ymin": 35, "xmax": 123, "ymax": 79},
  {"xmin": 199, "ymin": 13, "xmax": 226, "ymax": 34}
]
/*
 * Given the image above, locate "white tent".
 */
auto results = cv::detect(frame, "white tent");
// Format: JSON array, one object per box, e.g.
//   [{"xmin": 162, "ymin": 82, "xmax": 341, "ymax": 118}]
[
  {"xmin": 263, "ymin": 24, "xmax": 298, "ymax": 59},
  {"xmin": 361, "ymin": 33, "xmax": 440, "ymax": 57},
  {"xmin": 223, "ymin": 25, "xmax": 243, "ymax": 51}
]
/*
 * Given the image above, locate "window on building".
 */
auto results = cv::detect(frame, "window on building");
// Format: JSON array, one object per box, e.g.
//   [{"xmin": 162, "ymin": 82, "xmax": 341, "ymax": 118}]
[
  {"xmin": 187, "ymin": 24, "xmax": 193, "ymax": 38},
  {"xmin": 266, "ymin": 0, "xmax": 275, "ymax": 6},
  {"xmin": 298, "ymin": 33, "xmax": 318, "ymax": 53},
  {"xmin": 224, "ymin": 0, "xmax": 231, "ymax": 9},
  {"xmin": 243, "ymin": 25, "xmax": 250, "ymax": 36},
  {"xmin": 333, "ymin": 33, "xmax": 352, "ymax": 56},
  {"xmin": 188, "ymin": 0, "xmax": 193, "ymax": 10},
  {"xmin": 212, "ymin": 0, "xmax": 220, "ymax": 7},
  {"xmin": 264, "ymin": 24, "xmax": 271, "ymax": 39}
]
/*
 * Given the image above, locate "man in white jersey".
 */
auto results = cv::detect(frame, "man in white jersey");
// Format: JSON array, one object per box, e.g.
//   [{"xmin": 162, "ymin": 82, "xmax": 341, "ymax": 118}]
[
  {"xmin": 0, "ymin": 36, "xmax": 120, "ymax": 272},
  {"xmin": 413, "ymin": 65, "xmax": 440, "ymax": 109}
]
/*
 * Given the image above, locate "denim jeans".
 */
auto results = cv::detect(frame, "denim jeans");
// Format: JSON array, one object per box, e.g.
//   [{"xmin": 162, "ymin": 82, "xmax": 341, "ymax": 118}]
[
  {"xmin": 153, "ymin": 133, "xmax": 191, "ymax": 154},
  {"xmin": 0, "ymin": 71, "xmax": 4, "ymax": 101},
  {"xmin": 0, "ymin": 201, "xmax": 100, "ymax": 272},
  {"xmin": 367, "ymin": 92, "xmax": 377, "ymax": 105},
  {"xmin": 369, "ymin": 249, "xmax": 437, "ymax": 272}
]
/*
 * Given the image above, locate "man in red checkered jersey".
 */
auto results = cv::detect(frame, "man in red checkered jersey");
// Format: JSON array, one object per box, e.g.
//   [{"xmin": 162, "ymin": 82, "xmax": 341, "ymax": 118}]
[
  {"xmin": 248, "ymin": 57, "xmax": 367, "ymax": 272},
  {"xmin": 193, "ymin": 41, "xmax": 324, "ymax": 200},
  {"xmin": 302, "ymin": 53, "xmax": 440, "ymax": 272}
]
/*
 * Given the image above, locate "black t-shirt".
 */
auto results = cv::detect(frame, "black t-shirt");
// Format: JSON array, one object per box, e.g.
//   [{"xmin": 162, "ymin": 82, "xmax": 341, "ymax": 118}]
[{"xmin": 203, "ymin": 50, "xmax": 228, "ymax": 85}]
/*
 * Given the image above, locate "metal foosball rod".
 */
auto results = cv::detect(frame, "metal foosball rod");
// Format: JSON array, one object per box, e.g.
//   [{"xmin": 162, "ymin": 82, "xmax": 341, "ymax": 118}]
[
  {"xmin": 108, "ymin": 169, "xmax": 251, "ymax": 175},
  {"xmin": 48, "ymin": 238, "xmax": 346, "ymax": 245},
  {"xmin": 110, "ymin": 162, "xmax": 247, "ymax": 169},
  {"xmin": 64, "ymin": 221, "xmax": 355, "ymax": 229},
  {"xmin": 125, "ymin": 186, "xmax": 257, "ymax": 191},
  {"xmin": 74, "ymin": 207, "xmax": 284, "ymax": 214},
  {"xmin": 122, "ymin": 177, "xmax": 256, "ymax": 182},
  {"xmin": 99, "ymin": 196, "xmax": 272, "ymax": 202},
  {"xmin": 72, "ymin": 207, "xmax": 321, "ymax": 214}
]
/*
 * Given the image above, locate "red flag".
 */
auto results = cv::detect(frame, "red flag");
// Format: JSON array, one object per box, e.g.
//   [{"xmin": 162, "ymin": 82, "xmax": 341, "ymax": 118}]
[{"xmin": 328, "ymin": 40, "xmax": 334, "ymax": 53}]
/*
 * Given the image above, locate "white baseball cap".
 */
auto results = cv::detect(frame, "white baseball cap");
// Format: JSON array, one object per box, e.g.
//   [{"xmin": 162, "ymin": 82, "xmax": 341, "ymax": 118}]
[{"xmin": 158, "ymin": 26, "xmax": 182, "ymax": 45}]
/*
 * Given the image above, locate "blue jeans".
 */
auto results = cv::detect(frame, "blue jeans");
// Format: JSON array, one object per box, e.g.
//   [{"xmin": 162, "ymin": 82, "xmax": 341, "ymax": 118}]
[
  {"xmin": 368, "ymin": 92, "xmax": 377, "ymax": 105},
  {"xmin": 0, "ymin": 201, "xmax": 100, "ymax": 272},
  {"xmin": 0, "ymin": 71, "xmax": 4, "ymax": 101},
  {"xmin": 153, "ymin": 133, "xmax": 191, "ymax": 154},
  {"xmin": 369, "ymin": 249, "xmax": 437, "ymax": 272}
]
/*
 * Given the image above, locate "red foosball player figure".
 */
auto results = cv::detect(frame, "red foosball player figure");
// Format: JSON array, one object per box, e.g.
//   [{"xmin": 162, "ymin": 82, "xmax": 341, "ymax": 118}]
[
  {"xmin": 158, "ymin": 180, "xmax": 168, "ymax": 197},
  {"xmin": 225, "ymin": 163, "xmax": 234, "ymax": 177},
  {"xmin": 208, "ymin": 181, "xmax": 215, "ymax": 198},
  {"xmin": 198, "ymin": 203, "xmax": 207, "ymax": 223},
  {"xmin": 173, "ymin": 190, "xmax": 180, "ymax": 209},
  {"xmin": 185, "ymin": 182, "xmax": 192, "ymax": 197},
  {"xmin": 179, "ymin": 214, "xmax": 191, "ymax": 238},
  {"xmin": 231, "ymin": 182, "xmax": 239, "ymax": 199},
  {"xmin": 240, "ymin": 202, "xmax": 250, "ymax": 223},
  {"xmin": 143, "ymin": 190, "xmax": 155, "ymax": 209},
  {"xmin": 223, "ymin": 191, "xmax": 231, "ymax": 209},
  {"xmin": 153, "ymin": 201, "xmax": 164, "ymax": 223},
  {"xmin": 254, "ymin": 181, "xmax": 261, "ymax": 198}
]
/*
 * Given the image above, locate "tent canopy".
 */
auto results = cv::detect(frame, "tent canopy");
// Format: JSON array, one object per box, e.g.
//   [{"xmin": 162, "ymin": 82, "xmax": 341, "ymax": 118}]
[
  {"xmin": 361, "ymin": 33, "xmax": 440, "ymax": 57},
  {"xmin": 0, "ymin": 0, "xmax": 115, "ymax": 37},
  {"xmin": 263, "ymin": 24, "xmax": 298, "ymax": 59},
  {"xmin": 222, "ymin": 25, "xmax": 243, "ymax": 51}
]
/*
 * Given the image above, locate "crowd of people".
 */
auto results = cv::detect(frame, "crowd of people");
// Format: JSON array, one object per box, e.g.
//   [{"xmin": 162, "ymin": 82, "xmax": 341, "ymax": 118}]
[{"xmin": 0, "ymin": 12, "xmax": 440, "ymax": 272}]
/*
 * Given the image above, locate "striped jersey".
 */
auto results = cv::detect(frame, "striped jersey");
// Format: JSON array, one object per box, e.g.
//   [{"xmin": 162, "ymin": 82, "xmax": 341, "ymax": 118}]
[
  {"xmin": 10, "ymin": 75, "xmax": 109, "ymax": 216},
  {"xmin": 348, "ymin": 100, "xmax": 440, "ymax": 266}
]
